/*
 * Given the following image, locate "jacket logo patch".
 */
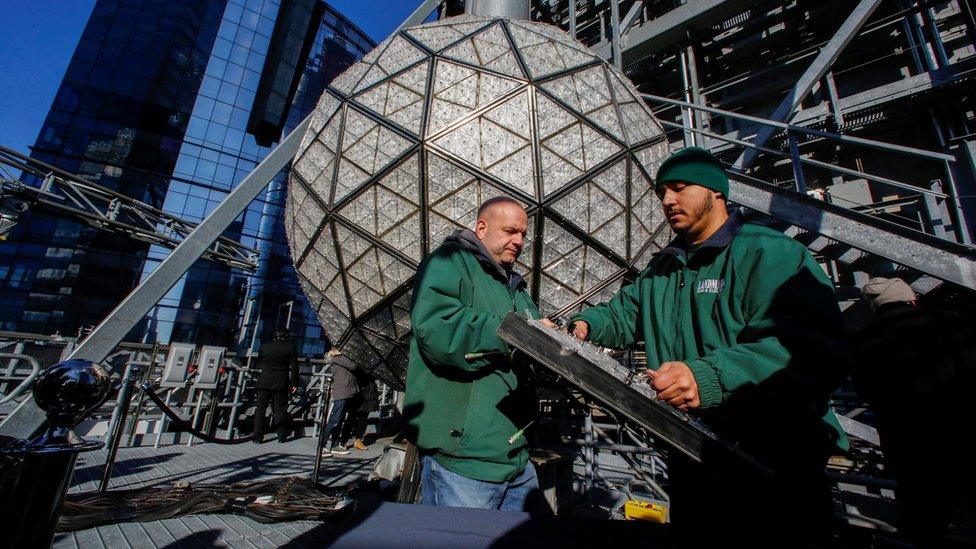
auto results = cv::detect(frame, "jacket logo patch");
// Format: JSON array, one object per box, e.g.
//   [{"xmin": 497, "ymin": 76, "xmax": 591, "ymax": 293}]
[{"xmin": 696, "ymin": 278, "xmax": 725, "ymax": 294}]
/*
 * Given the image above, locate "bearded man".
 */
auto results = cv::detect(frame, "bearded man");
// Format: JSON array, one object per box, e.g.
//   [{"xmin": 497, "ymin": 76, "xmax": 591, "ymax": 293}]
[{"xmin": 571, "ymin": 147, "xmax": 850, "ymax": 543}]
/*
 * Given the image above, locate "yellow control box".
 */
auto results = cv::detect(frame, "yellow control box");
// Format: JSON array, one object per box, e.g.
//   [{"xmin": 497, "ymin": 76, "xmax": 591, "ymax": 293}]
[{"xmin": 624, "ymin": 498, "xmax": 669, "ymax": 523}]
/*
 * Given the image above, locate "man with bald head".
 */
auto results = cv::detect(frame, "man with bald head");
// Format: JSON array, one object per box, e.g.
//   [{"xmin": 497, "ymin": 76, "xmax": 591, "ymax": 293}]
[{"xmin": 403, "ymin": 196, "xmax": 542, "ymax": 510}]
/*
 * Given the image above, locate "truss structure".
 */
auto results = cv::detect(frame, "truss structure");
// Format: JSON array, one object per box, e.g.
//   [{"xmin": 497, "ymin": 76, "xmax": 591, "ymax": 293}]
[{"xmin": 0, "ymin": 146, "xmax": 258, "ymax": 272}]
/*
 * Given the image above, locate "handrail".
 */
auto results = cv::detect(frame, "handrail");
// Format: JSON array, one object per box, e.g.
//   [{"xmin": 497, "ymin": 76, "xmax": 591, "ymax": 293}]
[
  {"xmin": 0, "ymin": 353, "xmax": 42, "ymax": 406},
  {"xmin": 642, "ymin": 93, "xmax": 956, "ymax": 163},
  {"xmin": 654, "ymin": 118, "xmax": 949, "ymax": 199}
]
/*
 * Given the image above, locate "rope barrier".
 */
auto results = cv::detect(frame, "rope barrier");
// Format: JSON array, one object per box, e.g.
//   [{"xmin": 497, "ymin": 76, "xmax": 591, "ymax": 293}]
[{"xmin": 141, "ymin": 383, "xmax": 313, "ymax": 445}]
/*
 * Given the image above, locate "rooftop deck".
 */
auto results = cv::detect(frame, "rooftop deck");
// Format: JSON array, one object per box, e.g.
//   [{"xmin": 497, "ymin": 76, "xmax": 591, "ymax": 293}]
[{"xmin": 55, "ymin": 435, "xmax": 386, "ymax": 548}]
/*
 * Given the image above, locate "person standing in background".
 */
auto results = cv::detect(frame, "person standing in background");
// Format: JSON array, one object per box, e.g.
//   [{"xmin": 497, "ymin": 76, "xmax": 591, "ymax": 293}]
[
  {"xmin": 854, "ymin": 277, "xmax": 976, "ymax": 544},
  {"xmin": 254, "ymin": 329, "xmax": 299, "ymax": 443},
  {"xmin": 322, "ymin": 347, "xmax": 360, "ymax": 456}
]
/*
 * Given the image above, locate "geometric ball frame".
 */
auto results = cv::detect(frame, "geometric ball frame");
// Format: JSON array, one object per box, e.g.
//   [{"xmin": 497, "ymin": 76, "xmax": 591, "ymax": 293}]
[{"xmin": 287, "ymin": 15, "xmax": 671, "ymax": 389}]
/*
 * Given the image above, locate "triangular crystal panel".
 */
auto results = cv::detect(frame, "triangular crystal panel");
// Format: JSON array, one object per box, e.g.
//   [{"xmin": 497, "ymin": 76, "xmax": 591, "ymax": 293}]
[
  {"xmin": 607, "ymin": 68, "xmax": 664, "ymax": 145},
  {"xmin": 351, "ymin": 60, "xmax": 430, "ymax": 137},
  {"xmin": 427, "ymin": 60, "xmax": 521, "ymax": 135},
  {"xmin": 539, "ymin": 65, "xmax": 624, "ymax": 141},
  {"xmin": 507, "ymin": 22, "xmax": 597, "ymax": 79},
  {"xmin": 405, "ymin": 18, "xmax": 494, "ymax": 53},
  {"xmin": 334, "ymin": 107, "xmax": 414, "ymax": 205},
  {"xmin": 287, "ymin": 179, "xmax": 325, "ymax": 258},
  {"xmin": 353, "ymin": 35, "xmax": 428, "ymax": 94},
  {"xmin": 442, "ymin": 22, "xmax": 526, "ymax": 80}
]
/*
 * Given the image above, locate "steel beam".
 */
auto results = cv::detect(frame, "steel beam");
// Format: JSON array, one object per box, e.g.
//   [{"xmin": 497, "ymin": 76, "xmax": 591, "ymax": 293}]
[
  {"xmin": 707, "ymin": 70, "xmax": 950, "ymax": 156},
  {"xmin": 68, "ymin": 116, "xmax": 309, "ymax": 365},
  {"xmin": 729, "ymin": 173, "xmax": 976, "ymax": 290},
  {"xmin": 593, "ymin": 0, "xmax": 762, "ymax": 64},
  {"xmin": 644, "ymin": 93, "xmax": 956, "ymax": 163},
  {"xmin": 393, "ymin": 0, "xmax": 445, "ymax": 34},
  {"xmin": 619, "ymin": 1, "xmax": 645, "ymax": 34},
  {"xmin": 735, "ymin": 0, "xmax": 884, "ymax": 169}
]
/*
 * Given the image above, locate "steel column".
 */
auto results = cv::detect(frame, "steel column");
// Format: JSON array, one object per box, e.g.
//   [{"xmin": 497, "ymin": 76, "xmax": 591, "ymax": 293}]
[
  {"xmin": 464, "ymin": 0, "xmax": 530, "ymax": 19},
  {"xmin": 568, "ymin": 0, "xmax": 577, "ymax": 38},
  {"xmin": 609, "ymin": 0, "xmax": 622, "ymax": 69},
  {"xmin": 619, "ymin": 1, "xmax": 645, "ymax": 34}
]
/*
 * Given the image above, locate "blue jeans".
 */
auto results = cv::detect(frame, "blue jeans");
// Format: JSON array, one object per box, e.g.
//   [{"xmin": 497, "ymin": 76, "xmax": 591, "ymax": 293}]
[
  {"xmin": 420, "ymin": 455, "xmax": 538, "ymax": 511},
  {"xmin": 323, "ymin": 397, "xmax": 350, "ymax": 445}
]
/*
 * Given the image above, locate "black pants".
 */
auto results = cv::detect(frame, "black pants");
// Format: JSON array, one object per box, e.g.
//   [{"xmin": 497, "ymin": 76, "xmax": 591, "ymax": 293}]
[
  {"xmin": 255, "ymin": 389, "xmax": 289, "ymax": 441},
  {"xmin": 340, "ymin": 396, "xmax": 369, "ymax": 442}
]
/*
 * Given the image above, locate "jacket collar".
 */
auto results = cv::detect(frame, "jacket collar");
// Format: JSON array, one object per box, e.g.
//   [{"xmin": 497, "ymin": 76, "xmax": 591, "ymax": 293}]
[
  {"xmin": 443, "ymin": 229, "xmax": 527, "ymax": 291},
  {"xmin": 657, "ymin": 207, "xmax": 745, "ymax": 261}
]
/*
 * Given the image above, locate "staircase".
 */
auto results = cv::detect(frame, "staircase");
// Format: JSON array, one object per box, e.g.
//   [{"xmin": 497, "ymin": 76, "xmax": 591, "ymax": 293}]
[{"xmin": 639, "ymin": 95, "xmax": 976, "ymax": 305}]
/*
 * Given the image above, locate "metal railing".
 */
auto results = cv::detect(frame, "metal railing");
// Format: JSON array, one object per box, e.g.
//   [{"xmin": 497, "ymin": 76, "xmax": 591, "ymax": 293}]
[
  {"xmin": 0, "ymin": 353, "xmax": 41, "ymax": 406},
  {"xmin": 0, "ymin": 331, "xmax": 385, "ymax": 450},
  {"xmin": 644, "ymin": 92, "xmax": 972, "ymax": 246}
]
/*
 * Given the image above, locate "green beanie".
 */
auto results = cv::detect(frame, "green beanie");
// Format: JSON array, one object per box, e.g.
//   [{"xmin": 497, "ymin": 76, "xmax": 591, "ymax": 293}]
[{"xmin": 655, "ymin": 146, "xmax": 729, "ymax": 196}]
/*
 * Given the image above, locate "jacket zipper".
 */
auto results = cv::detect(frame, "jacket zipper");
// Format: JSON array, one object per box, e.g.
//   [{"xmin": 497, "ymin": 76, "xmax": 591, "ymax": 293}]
[{"xmin": 673, "ymin": 261, "xmax": 686, "ymax": 360}]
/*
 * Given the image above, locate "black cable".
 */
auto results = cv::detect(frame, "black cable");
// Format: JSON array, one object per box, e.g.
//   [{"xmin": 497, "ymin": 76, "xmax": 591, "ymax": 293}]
[
  {"xmin": 141, "ymin": 384, "xmax": 311, "ymax": 445},
  {"xmin": 58, "ymin": 477, "xmax": 354, "ymax": 531}
]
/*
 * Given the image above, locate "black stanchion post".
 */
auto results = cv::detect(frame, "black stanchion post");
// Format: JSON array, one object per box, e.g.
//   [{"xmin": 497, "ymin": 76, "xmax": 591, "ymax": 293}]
[
  {"xmin": 203, "ymin": 385, "xmax": 220, "ymax": 436},
  {"xmin": 312, "ymin": 384, "xmax": 332, "ymax": 483},
  {"xmin": 99, "ymin": 364, "xmax": 140, "ymax": 492},
  {"xmin": 0, "ymin": 359, "xmax": 110, "ymax": 547},
  {"xmin": 126, "ymin": 344, "xmax": 158, "ymax": 446}
]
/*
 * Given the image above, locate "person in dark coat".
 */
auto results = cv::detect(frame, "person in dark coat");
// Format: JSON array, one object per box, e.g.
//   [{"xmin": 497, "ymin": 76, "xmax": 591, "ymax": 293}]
[
  {"xmin": 322, "ymin": 347, "xmax": 360, "ymax": 456},
  {"xmin": 853, "ymin": 277, "xmax": 976, "ymax": 544},
  {"xmin": 254, "ymin": 329, "xmax": 300, "ymax": 443},
  {"xmin": 341, "ymin": 368, "xmax": 379, "ymax": 450}
]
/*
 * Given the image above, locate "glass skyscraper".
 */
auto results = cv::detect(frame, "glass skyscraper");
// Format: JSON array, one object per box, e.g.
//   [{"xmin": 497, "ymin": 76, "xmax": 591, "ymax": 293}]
[{"xmin": 0, "ymin": 0, "xmax": 375, "ymax": 357}]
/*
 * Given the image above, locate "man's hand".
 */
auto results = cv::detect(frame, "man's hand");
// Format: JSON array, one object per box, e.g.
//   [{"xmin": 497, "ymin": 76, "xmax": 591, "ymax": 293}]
[
  {"xmin": 570, "ymin": 320, "xmax": 589, "ymax": 341},
  {"xmin": 290, "ymin": 386, "xmax": 297, "ymax": 394},
  {"xmin": 648, "ymin": 361, "xmax": 700, "ymax": 411},
  {"xmin": 539, "ymin": 318, "xmax": 557, "ymax": 329}
]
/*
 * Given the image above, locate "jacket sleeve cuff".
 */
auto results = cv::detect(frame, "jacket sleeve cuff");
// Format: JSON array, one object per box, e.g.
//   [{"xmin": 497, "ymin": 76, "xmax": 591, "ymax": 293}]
[
  {"xmin": 571, "ymin": 310, "xmax": 603, "ymax": 338},
  {"xmin": 684, "ymin": 358, "xmax": 724, "ymax": 409}
]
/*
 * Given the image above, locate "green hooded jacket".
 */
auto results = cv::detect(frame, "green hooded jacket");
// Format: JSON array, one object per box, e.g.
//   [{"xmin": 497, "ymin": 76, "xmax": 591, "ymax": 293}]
[
  {"xmin": 573, "ymin": 210, "xmax": 850, "ymax": 465},
  {"xmin": 404, "ymin": 229, "xmax": 541, "ymax": 483}
]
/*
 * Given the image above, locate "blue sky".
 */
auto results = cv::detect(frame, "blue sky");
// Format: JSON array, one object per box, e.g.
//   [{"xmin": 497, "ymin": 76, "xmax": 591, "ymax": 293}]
[{"xmin": 0, "ymin": 0, "xmax": 422, "ymax": 156}]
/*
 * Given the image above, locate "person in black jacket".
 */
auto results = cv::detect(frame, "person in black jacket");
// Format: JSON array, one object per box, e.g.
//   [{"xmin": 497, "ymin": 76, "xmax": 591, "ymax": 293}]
[
  {"xmin": 322, "ymin": 347, "xmax": 360, "ymax": 456},
  {"xmin": 253, "ymin": 329, "xmax": 300, "ymax": 443},
  {"xmin": 853, "ymin": 277, "xmax": 976, "ymax": 544}
]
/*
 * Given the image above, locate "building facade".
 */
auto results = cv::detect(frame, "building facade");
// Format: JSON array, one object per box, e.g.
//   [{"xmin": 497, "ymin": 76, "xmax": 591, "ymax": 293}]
[{"xmin": 0, "ymin": 0, "xmax": 374, "ymax": 357}]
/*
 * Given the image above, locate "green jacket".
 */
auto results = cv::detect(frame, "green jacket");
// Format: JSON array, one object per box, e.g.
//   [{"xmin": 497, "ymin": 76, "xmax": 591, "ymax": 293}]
[
  {"xmin": 404, "ymin": 229, "xmax": 541, "ymax": 482},
  {"xmin": 574, "ymin": 211, "xmax": 850, "ymax": 466}
]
